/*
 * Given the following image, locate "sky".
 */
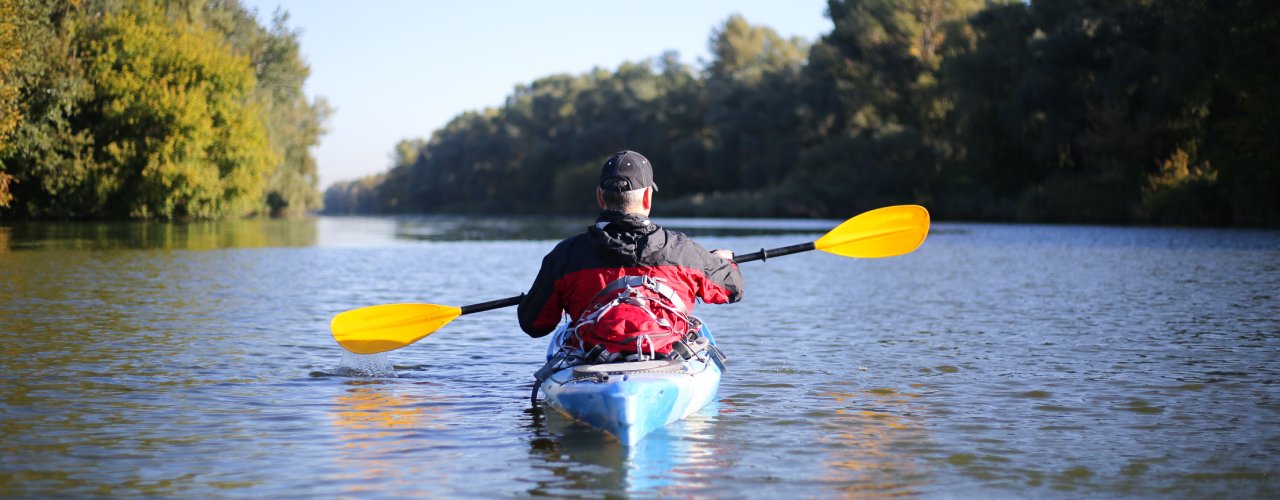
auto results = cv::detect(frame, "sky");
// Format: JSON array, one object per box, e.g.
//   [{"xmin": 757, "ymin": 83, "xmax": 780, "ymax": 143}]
[{"xmin": 238, "ymin": 1, "xmax": 833, "ymax": 189}]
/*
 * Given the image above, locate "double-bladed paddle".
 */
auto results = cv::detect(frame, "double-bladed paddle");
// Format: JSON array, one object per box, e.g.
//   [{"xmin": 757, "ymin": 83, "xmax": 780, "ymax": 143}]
[{"xmin": 331, "ymin": 204, "xmax": 930, "ymax": 354}]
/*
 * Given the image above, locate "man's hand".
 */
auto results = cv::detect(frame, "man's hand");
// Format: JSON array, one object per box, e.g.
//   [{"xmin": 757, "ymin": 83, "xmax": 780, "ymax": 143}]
[{"xmin": 710, "ymin": 249, "xmax": 734, "ymax": 261}]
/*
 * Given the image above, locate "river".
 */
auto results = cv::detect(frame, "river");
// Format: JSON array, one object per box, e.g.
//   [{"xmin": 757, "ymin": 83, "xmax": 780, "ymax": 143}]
[{"xmin": 1, "ymin": 215, "xmax": 1277, "ymax": 497}]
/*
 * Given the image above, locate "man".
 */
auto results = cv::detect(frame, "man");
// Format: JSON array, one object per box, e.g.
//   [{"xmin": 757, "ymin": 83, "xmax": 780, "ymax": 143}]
[{"xmin": 517, "ymin": 150, "xmax": 744, "ymax": 345}]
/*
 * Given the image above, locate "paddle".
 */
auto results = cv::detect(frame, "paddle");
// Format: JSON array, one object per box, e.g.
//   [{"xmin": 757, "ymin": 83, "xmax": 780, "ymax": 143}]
[{"xmin": 331, "ymin": 204, "xmax": 930, "ymax": 354}]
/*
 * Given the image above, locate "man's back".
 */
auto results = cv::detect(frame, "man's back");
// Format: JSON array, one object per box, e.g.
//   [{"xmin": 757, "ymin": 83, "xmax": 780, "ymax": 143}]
[{"xmin": 517, "ymin": 209, "xmax": 743, "ymax": 337}]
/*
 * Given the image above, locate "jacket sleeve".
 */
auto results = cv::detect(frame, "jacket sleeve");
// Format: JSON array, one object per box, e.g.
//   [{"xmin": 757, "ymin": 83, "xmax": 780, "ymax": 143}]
[
  {"xmin": 698, "ymin": 249, "xmax": 744, "ymax": 304},
  {"xmin": 517, "ymin": 247, "xmax": 565, "ymax": 338}
]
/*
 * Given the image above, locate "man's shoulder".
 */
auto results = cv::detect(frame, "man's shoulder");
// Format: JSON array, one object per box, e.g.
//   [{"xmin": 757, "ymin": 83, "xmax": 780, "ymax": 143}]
[
  {"xmin": 655, "ymin": 225, "xmax": 700, "ymax": 247},
  {"xmin": 649, "ymin": 226, "xmax": 716, "ymax": 267},
  {"xmin": 549, "ymin": 231, "xmax": 589, "ymax": 250}
]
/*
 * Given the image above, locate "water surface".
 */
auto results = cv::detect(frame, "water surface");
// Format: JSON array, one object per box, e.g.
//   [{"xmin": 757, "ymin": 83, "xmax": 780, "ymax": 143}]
[{"xmin": 1, "ymin": 216, "xmax": 1277, "ymax": 497}]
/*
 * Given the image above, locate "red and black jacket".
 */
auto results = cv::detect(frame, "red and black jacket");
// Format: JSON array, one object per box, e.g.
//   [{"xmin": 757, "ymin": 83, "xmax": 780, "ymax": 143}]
[{"xmin": 517, "ymin": 210, "xmax": 745, "ymax": 337}]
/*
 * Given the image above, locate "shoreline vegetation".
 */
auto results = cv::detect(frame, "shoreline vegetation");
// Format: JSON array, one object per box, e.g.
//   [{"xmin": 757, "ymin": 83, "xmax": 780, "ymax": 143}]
[
  {"xmin": 0, "ymin": 0, "xmax": 328, "ymax": 220},
  {"xmin": 324, "ymin": 1, "xmax": 1278, "ymax": 228},
  {"xmin": 3, "ymin": 1, "xmax": 1278, "ymax": 228}
]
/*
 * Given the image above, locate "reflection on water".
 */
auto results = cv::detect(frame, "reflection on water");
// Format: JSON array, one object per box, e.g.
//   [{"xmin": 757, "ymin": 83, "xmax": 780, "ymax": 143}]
[
  {"xmin": 820, "ymin": 388, "xmax": 931, "ymax": 496},
  {"xmin": 328, "ymin": 381, "xmax": 447, "ymax": 497},
  {"xmin": 0, "ymin": 215, "xmax": 857, "ymax": 252},
  {"xmin": 1, "ymin": 218, "xmax": 317, "ymax": 251},
  {"xmin": 527, "ymin": 401, "xmax": 725, "ymax": 497},
  {"xmin": 320, "ymin": 214, "xmax": 845, "ymax": 244},
  {"xmin": 0, "ymin": 215, "xmax": 848, "ymax": 252}
]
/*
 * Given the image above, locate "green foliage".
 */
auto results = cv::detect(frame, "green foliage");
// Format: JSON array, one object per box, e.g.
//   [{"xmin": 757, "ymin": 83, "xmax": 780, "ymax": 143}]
[
  {"xmin": 5, "ymin": 1, "xmax": 1275, "ymax": 225},
  {"xmin": 0, "ymin": 0, "xmax": 21, "ymax": 148},
  {"xmin": 709, "ymin": 14, "xmax": 809, "ymax": 84},
  {"xmin": 323, "ymin": 16, "xmax": 814, "ymax": 218},
  {"xmin": 705, "ymin": 16, "xmax": 808, "ymax": 195},
  {"xmin": 785, "ymin": 0, "xmax": 983, "ymax": 216},
  {"xmin": 1, "ymin": 0, "xmax": 100, "ymax": 217},
  {"xmin": 1139, "ymin": 149, "xmax": 1225, "ymax": 225},
  {"xmin": 231, "ymin": 8, "xmax": 331, "ymax": 217},
  {"xmin": 79, "ymin": 3, "xmax": 275, "ymax": 218},
  {"xmin": 1181, "ymin": 0, "xmax": 1280, "ymax": 226},
  {"xmin": 0, "ymin": 0, "xmax": 326, "ymax": 219},
  {"xmin": 321, "ymin": 4, "xmax": 1277, "ymax": 227},
  {"xmin": 933, "ymin": 0, "xmax": 1278, "ymax": 225},
  {"xmin": 0, "ymin": 0, "xmax": 21, "ymax": 207},
  {"xmin": 323, "ymin": 173, "xmax": 385, "ymax": 215}
]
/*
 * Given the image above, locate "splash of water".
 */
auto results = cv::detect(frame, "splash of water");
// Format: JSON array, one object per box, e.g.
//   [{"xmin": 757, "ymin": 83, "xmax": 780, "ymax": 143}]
[{"xmin": 336, "ymin": 349, "xmax": 398, "ymax": 378}]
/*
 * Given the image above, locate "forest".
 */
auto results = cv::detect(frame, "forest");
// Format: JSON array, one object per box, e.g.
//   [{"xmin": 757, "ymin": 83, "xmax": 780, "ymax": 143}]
[
  {"xmin": 2, "ymin": 1, "xmax": 1276, "ymax": 226},
  {"xmin": 0, "ymin": 0, "xmax": 328, "ymax": 219},
  {"xmin": 325, "ymin": 0, "xmax": 1278, "ymax": 227}
]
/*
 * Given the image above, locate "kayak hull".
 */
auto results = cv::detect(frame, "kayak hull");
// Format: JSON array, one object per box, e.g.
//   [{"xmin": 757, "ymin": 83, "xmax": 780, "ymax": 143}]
[{"xmin": 539, "ymin": 327, "xmax": 722, "ymax": 445}]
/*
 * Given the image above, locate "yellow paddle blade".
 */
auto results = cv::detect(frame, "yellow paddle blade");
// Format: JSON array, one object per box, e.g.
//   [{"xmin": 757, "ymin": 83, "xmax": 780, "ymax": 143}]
[
  {"xmin": 331, "ymin": 303, "xmax": 463, "ymax": 354},
  {"xmin": 814, "ymin": 205, "xmax": 930, "ymax": 258}
]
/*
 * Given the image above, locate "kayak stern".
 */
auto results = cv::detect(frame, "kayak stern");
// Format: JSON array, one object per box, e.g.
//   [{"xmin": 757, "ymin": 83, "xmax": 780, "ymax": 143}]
[{"xmin": 541, "ymin": 358, "xmax": 721, "ymax": 445}]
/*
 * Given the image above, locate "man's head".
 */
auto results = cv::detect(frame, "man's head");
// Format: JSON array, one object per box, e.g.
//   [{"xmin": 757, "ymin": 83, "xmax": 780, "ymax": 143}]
[{"xmin": 597, "ymin": 150, "xmax": 656, "ymax": 214}]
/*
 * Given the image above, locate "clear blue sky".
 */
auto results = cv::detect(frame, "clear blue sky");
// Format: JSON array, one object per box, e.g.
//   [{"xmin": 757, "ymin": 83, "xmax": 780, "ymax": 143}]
[{"xmin": 238, "ymin": 1, "xmax": 833, "ymax": 188}]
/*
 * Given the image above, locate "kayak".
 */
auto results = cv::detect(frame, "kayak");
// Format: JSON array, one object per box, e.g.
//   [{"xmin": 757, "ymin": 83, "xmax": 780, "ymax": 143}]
[{"xmin": 536, "ymin": 324, "xmax": 725, "ymax": 445}]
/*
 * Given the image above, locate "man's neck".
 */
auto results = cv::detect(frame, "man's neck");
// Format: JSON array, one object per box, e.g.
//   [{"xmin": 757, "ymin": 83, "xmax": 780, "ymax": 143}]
[{"xmin": 597, "ymin": 209, "xmax": 652, "ymax": 227}]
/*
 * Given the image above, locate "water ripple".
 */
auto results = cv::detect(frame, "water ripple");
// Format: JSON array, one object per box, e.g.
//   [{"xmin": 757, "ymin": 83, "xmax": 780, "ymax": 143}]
[{"xmin": 1, "ymin": 219, "xmax": 1277, "ymax": 497}]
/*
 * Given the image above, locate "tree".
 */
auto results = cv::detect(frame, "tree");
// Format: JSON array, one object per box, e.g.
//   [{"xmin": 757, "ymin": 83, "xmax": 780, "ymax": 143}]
[
  {"xmin": 74, "ymin": 2, "xmax": 276, "ymax": 218},
  {"xmin": 705, "ymin": 15, "xmax": 809, "ymax": 194},
  {"xmin": 0, "ymin": 0, "xmax": 21, "ymax": 148},
  {"xmin": 937, "ymin": 0, "xmax": 1278, "ymax": 225},
  {"xmin": 0, "ymin": 0, "xmax": 326, "ymax": 219},
  {"xmin": 784, "ymin": 0, "xmax": 981, "ymax": 216},
  {"xmin": 196, "ymin": 2, "xmax": 330, "ymax": 216},
  {"xmin": 1177, "ymin": 0, "xmax": 1280, "ymax": 226},
  {"xmin": 317, "ymin": 4, "xmax": 1278, "ymax": 227},
  {"xmin": 0, "ymin": 0, "xmax": 98, "ymax": 217},
  {"xmin": 0, "ymin": 0, "xmax": 22, "ymax": 207}
]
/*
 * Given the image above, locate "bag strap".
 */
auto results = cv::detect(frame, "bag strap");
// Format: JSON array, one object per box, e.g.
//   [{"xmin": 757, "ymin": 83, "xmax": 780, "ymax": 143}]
[{"xmin": 589, "ymin": 275, "xmax": 689, "ymax": 314}]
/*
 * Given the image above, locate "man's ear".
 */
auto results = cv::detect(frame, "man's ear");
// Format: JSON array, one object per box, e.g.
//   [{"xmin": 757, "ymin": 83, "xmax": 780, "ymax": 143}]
[
  {"xmin": 642, "ymin": 187, "xmax": 652, "ymax": 210},
  {"xmin": 596, "ymin": 188, "xmax": 606, "ymax": 209}
]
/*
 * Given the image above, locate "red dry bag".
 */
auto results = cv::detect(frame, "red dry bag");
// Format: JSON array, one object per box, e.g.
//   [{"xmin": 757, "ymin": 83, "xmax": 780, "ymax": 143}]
[{"xmin": 569, "ymin": 275, "xmax": 693, "ymax": 356}]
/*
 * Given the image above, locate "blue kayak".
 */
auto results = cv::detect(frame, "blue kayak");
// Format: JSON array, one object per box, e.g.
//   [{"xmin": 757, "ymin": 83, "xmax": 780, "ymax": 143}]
[{"xmin": 536, "ymin": 324, "xmax": 725, "ymax": 445}]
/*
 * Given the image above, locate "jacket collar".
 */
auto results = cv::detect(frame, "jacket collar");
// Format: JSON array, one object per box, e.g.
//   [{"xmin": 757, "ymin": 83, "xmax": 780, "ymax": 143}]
[{"xmin": 594, "ymin": 209, "xmax": 654, "ymax": 232}]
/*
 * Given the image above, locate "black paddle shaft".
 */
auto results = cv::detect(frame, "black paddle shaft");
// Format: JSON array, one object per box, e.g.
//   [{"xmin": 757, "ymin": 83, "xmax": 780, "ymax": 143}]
[
  {"xmin": 458, "ymin": 242, "xmax": 815, "ymax": 316},
  {"xmin": 733, "ymin": 242, "xmax": 816, "ymax": 264},
  {"xmin": 460, "ymin": 294, "xmax": 524, "ymax": 315}
]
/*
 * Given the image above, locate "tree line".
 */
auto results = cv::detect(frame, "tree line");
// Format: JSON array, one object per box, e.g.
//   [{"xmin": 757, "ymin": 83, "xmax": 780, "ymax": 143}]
[
  {"xmin": 326, "ymin": 0, "xmax": 1277, "ymax": 227},
  {"xmin": 0, "ymin": 0, "xmax": 329, "ymax": 219}
]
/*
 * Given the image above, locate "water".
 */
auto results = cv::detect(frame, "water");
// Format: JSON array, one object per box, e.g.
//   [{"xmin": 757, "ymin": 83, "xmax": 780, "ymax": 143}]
[{"xmin": 1, "ymin": 216, "xmax": 1277, "ymax": 497}]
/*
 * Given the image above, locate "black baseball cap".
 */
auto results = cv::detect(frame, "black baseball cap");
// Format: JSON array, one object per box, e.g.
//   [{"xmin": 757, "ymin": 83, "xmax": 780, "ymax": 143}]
[{"xmin": 599, "ymin": 150, "xmax": 658, "ymax": 192}]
